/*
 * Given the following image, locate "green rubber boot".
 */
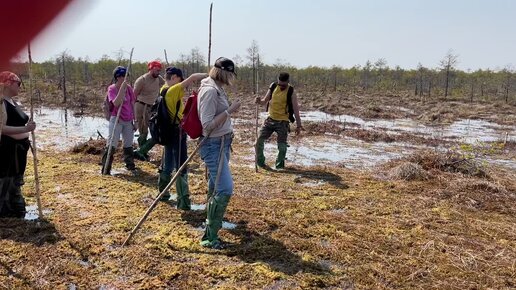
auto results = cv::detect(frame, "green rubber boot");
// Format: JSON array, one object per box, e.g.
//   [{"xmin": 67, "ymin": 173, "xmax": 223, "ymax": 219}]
[
  {"xmin": 176, "ymin": 174, "xmax": 191, "ymax": 210},
  {"xmin": 134, "ymin": 138, "xmax": 156, "ymax": 161},
  {"xmin": 158, "ymin": 171, "xmax": 171, "ymax": 201},
  {"xmin": 256, "ymin": 138, "xmax": 266, "ymax": 167},
  {"xmin": 206, "ymin": 187, "xmax": 214, "ymax": 203},
  {"xmin": 200, "ymin": 194, "xmax": 231, "ymax": 249},
  {"xmin": 137, "ymin": 133, "xmax": 147, "ymax": 148},
  {"xmin": 275, "ymin": 142, "xmax": 288, "ymax": 169}
]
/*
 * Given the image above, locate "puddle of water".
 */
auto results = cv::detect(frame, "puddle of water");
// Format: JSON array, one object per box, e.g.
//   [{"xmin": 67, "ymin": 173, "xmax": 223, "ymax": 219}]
[
  {"xmin": 330, "ymin": 208, "xmax": 347, "ymax": 214},
  {"xmin": 435, "ymin": 119, "xmax": 514, "ymax": 143},
  {"xmin": 195, "ymin": 221, "xmax": 237, "ymax": 231},
  {"xmin": 158, "ymin": 194, "xmax": 178, "ymax": 202},
  {"xmin": 298, "ymin": 110, "xmax": 516, "ymax": 144},
  {"xmin": 222, "ymin": 221, "xmax": 237, "ymax": 229},
  {"xmin": 30, "ymin": 107, "xmax": 108, "ymax": 150},
  {"xmin": 29, "ymin": 106, "xmax": 142, "ymax": 150},
  {"xmin": 24, "ymin": 205, "xmax": 52, "ymax": 220},
  {"xmin": 488, "ymin": 158, "xmax": 516, "ymax": 170},
  {"xmin": 301, "ymin": 181, "xmax": 326, "ymax": 187},
  {"xmin": 111, "ymin": 168, "xmax": 129, "ymax": 176},
  {"xmin": 255, "ymin": 136, "xmax": 410, "ymax": 169},
  {"xmin": 278, "ymin": 111, "xmax": 364, "ymax": 125},
  {"xmin": 78, "ymin": 259, "xmax": 90, "ymax": 267},
  {"xmin": 191, "ymin": 204, "xmax": 206, "ymax": 211},
  {"xmin": 22, "ymin": 107, "xmax": 516, "ymax": 170}
]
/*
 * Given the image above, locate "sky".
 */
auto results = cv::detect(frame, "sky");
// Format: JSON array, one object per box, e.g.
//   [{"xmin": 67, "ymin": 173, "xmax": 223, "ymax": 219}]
[{"xmin": 21, "ymin": 0, "xmax": 516, "ymax": 71}]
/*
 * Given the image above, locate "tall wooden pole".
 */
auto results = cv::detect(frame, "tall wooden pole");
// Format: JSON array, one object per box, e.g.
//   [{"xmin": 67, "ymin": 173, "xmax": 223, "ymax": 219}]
[
  {"xmin": 208, "ymin": 3, "xmax": 213, "ymax": 69},
  {"xmin": 164, "ymin": 49, "xmax": 169, "ymax": 66},
  {"xmin": 205, "ymin": 3, "xmax": 213, "ymax": 183},
  {"xmin": 28, "ymin": 43, "xmax": 43, "ymax": 217}
]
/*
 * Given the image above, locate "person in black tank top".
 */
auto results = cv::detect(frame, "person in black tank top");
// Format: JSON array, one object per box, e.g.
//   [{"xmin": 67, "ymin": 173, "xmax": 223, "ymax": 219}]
[{"xmin": 0, "ymin": 71, "xmax": 37, "ymax": 218}]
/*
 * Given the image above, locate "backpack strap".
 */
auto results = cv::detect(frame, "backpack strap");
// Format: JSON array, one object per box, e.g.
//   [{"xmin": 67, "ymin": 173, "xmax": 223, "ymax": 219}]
[
  {"xmin": 286, "ymin": 86, "xmax": 295, "ymax": 123},
  {"xmin": 160, "ymin": 86, "xmax": 181, "ymax": 125},
  {"xmin": 265, "ymin": 82, "xmax": 277, "ymax": 112}
]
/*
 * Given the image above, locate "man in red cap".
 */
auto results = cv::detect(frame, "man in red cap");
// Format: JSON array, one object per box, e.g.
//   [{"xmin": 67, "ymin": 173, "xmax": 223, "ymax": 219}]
[{"xmin": 133, "ymin": 60, "xmax": 165, "ymax": 160}]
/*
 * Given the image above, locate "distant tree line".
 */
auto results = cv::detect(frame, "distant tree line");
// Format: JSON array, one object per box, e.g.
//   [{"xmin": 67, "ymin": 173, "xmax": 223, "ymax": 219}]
[{"xmin": 9, "ymin": 45, "xmax": 515, "ymax": 104}]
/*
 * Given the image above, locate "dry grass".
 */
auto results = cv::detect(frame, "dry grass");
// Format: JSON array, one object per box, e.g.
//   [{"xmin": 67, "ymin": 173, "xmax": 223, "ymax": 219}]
[
  {"xmin": 2, "ymin": 86, "xmax": 514, "ymax": 289},
  {"xmin": 378, "ymin": 150, "xmax": 516, "ymax": 215},
  {"xmin": 386, "ymin": 162, "xmax": 430, "ymax": 181},
  {"xmin": 0, "ymin": 143, "xmax": 514, "ymax": 289}
]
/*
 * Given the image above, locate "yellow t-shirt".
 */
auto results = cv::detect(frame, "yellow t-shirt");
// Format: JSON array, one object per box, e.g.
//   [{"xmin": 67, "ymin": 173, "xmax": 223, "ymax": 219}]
[
  {"xmin": 161, "ymin": 83, "xmax": 184, "ymax": 124},
  {"xmin": 268, "ymin": 85, "xmax": 290, "ymax": 122}
]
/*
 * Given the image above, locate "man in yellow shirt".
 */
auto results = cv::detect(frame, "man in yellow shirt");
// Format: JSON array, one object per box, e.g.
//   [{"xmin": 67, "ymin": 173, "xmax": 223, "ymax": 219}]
[
  {"xmin": 158, "ymin": 67, "xmax": 207, "ymax": 209},
  {"xmin": 255, "ymin": 72, "xmax": 303, "ymax": 169}
]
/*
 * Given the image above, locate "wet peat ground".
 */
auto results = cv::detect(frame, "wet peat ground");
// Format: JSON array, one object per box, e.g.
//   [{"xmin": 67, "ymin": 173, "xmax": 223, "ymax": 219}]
[{"xmin": 0, "ymin": 90, "xmax": 515, "ymax": 289}]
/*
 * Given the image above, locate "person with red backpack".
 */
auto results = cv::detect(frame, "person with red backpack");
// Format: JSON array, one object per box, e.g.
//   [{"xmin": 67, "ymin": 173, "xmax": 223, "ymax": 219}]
[
  {"xmin": 198, "ymin": 57, "xmax": 241, "ymax": 249},
  {"xmin": 255, "ymin": 72, "xmax": 303, "ymax": 169},
  {"xmin": 157, "ymin": 67, "xmax": 207, "ymax": 209},
  {"xmin": 101, "ymin": 66, "xmax": 136, "ymax": 174}
]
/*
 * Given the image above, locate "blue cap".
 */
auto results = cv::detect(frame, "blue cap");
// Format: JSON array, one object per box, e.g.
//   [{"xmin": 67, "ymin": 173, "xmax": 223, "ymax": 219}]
[
  {"xmin": 165, "ymin": 67, "xmax": 183, "ymax": 79},
  {"xmin": 113, "ymin": 66, "xmax": 127, "ymax": 78}
]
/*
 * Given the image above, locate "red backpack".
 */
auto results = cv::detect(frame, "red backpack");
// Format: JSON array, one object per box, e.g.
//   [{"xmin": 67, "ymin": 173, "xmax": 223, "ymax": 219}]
[{"xmin": 181, "ymin": 90, "xmax": 203, "ymax": 139}]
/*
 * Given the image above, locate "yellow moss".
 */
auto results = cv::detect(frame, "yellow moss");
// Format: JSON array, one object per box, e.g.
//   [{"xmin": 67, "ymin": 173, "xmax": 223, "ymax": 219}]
[{"xmin": 1, "ymin": 138, "xmax": 514, "ymax": 289}]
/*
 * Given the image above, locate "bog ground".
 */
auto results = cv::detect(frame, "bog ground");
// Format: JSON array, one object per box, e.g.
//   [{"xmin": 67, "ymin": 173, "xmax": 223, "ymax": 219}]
[{"xmin": 1, "ymin": 91, "xmax": 515, "ymax": 289}]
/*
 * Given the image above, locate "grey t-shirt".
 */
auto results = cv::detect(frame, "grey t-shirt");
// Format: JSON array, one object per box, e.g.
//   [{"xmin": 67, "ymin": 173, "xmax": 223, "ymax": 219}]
[{"xmin": 197, "ymin": 77, "xmax": 233, "ymax": 137}]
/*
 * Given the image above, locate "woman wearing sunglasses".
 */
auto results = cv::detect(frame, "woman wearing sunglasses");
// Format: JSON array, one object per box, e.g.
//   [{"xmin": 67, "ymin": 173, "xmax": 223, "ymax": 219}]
[{"xmin": 0, "ymin": 71, "xmax": 36, "ymax": 218}]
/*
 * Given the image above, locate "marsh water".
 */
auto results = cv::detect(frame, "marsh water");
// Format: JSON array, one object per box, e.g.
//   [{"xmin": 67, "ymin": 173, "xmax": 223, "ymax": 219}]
[{"xmin": 30, "ymin": 106, "xmax": 515, "ymax": 170}]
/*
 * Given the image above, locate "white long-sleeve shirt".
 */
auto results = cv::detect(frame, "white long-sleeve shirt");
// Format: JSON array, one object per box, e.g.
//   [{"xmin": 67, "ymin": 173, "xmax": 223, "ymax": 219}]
[{"xmin": 197, "ymin": 77, "xmax": 233, "ymax": 137}]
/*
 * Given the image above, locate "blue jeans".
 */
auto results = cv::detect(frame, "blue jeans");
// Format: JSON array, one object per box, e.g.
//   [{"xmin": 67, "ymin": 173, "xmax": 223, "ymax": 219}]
[
  {"xmin": 200, "ymin": 133, "xmax": 233, "ymax": 196},
  {"xmin": 163, "ymin": 131, "xmax": 188, "ymax": 176}
]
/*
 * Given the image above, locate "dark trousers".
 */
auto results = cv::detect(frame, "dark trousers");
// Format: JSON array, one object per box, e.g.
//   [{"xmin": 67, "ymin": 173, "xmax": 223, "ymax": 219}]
[{"xmin": 0, "ymin": 176, "xmax": 26, "ymax": 218}]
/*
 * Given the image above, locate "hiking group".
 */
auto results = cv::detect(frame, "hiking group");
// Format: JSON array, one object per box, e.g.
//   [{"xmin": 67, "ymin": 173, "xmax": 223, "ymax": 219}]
[{"xmin": 0, "ymin": 57, "xmax": 303, "ymax": 249}]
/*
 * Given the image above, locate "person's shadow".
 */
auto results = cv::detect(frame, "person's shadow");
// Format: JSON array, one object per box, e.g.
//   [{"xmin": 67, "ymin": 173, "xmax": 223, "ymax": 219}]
[
  {"xmin": 115, "ymin": 168, "xmax": 157, "ymax": 188},
  {"xmin": 0, "ymin": 218, "xmax": 61, "ymax": 246},
  {"xmin": 261, "ymin": 165, "xmax": 348, "ymax": 189},
  {"xmin": 0, "ymin": 218, "xmax": 62, "ymax": 287},
  {"xmin": 180, "ymin": 212, "xmax": 330, "ymax": 276}
]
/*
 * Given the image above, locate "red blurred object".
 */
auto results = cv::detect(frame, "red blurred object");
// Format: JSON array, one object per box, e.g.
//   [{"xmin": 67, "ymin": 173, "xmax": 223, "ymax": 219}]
[
  {"xmin": 0, "ymin": 0, "xmax": 73, "ymax": 68},
  {"xmin": 147, "ymin": 60, "xmax": 163, "ymax": 71}
]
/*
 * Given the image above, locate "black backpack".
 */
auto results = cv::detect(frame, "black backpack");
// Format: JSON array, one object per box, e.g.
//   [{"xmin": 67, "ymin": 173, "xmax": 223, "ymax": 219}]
[
  {"xmin": 266, "ymin": 82, "xmax": 295, "ymax": 123},
  {"xmin": 149, "ymin": 87, "xmax": 180, "ymax": 145}
]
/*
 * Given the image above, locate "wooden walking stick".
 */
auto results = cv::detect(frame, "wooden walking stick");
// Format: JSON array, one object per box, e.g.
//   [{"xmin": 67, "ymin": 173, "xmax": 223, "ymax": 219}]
[
  {"xmin": 103, "ymin": 48, "xmax": 134, "ymax": 175},
  {"xmin": 204, "ymin": 2, "xmax": 213, "ymax": 182},
  {"xmin": 208, "ymin": 2, "xmax": 213, "ymax": 71},
  {"xmin": 254, "ymin": 54, "xmax": 260, "ymax": 172},
  {"xmin": 28, "ymin": 43, "xmax": 43, "ymax": 218},
  {"xmin": 123, "ymin": 137, "xmax": 208, "ymax": 246},
  {"xmin": 255, "ymin": 103, "xmax": 259, "ymax": 172}
]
